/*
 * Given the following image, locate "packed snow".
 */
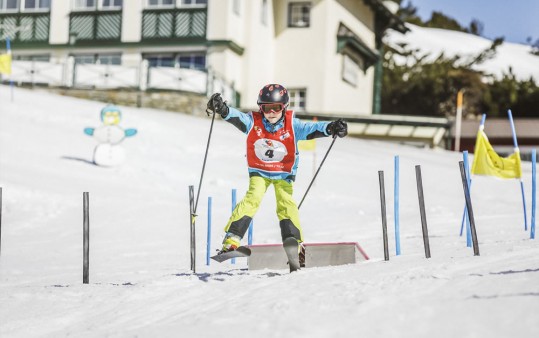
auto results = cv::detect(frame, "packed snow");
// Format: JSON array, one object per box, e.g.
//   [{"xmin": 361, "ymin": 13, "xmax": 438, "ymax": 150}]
[
  {"xmin": 385, "ymin": 23, "xmax": 539, "ymax": 82},
  {"xmin": 0, "ymin": 87, "xmax": 538, "ymax": 337}
]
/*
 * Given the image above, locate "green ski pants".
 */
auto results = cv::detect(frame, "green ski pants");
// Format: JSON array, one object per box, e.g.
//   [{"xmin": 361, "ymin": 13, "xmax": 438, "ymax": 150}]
[{"xmin": 224, "ymin": 176, "xmax": 303, "ymax": 242}]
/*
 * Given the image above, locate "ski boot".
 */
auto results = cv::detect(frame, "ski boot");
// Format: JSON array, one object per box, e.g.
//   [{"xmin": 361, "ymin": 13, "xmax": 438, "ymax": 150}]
[
  {"xmin": 299, "ymin": 242, "xmax": 306, "ymax": 268},
  {"xmin": 217, "ymin": 232, "xmax": 241, "ymax": 255}
]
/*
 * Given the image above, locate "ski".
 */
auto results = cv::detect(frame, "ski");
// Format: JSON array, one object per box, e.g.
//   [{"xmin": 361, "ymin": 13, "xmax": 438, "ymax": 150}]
[
  {"xmin": 210, "ymin": 246, "xmax": 251, "ymax": 263},
  {"xmin": 283, "ymin": 237, "xmax": 301, "ymax": 272}
]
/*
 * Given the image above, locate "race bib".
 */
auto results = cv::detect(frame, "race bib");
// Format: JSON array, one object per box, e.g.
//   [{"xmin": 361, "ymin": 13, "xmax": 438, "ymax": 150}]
[{"xmin": 253, "ymin": 138, "xmax": 288, "ymax": 162}]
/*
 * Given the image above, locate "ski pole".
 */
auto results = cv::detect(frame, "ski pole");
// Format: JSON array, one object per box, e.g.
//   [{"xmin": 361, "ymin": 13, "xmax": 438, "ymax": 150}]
[
  {"xmin": 298, "ymin": 135, "xmax": 338, "ymax": 209},
  {"xmin": 193, "ymin": 98, "xmax": 218, "ymax": 214}
]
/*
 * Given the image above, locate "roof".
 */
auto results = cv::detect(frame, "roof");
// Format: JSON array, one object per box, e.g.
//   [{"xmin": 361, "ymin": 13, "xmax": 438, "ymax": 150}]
[{"xmin": 452, "ymin": 118, "xmax": 539, "ymax": 138}]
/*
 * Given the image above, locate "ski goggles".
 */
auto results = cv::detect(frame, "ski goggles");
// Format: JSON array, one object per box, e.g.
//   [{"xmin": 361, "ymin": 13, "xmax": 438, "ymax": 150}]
[{"xmin": 259, "ymin": 103, "xmax": 285, "ymax": 114}]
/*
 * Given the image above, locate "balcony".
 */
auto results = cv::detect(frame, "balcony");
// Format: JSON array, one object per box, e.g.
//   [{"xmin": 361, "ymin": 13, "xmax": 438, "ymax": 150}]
[
  {"xmin": 0, "ymin": 12, "xmax": 50, "ymax": 45},
  {"xmin": 69, "ymin": 10, "xmax": 122, "ymax": 45},
  {"xmin": 142, "ymin": 8, "xmax": 206, "ymax": 42}
]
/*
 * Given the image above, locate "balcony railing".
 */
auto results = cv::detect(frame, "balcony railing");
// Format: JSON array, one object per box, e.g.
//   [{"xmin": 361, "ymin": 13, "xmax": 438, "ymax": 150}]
[
  {"xmin": 69, "ymin": 11, "xmax": 122, "ymax": 44},
  {"xmin": 142, "ymin": 8, "xmax": 206, "ymax": 40},
  {"xmin": 0, "ymin": 12, "xmax": 50, "ymax": 44}
]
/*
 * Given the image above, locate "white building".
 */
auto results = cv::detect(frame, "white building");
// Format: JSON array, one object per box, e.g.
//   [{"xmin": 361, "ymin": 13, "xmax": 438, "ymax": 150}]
[{"xmin": 0, "ymin": 0, "xmax": 406, "ymax": 116}]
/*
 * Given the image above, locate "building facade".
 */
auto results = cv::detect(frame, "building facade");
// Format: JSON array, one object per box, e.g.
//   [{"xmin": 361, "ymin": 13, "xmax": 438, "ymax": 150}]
[{"xmin": 0, "ymin": 0, "xmax": 405, "ymax": 116}]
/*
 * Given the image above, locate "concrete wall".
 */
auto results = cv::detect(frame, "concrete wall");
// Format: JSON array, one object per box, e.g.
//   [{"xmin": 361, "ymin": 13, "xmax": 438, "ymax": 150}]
[
  {"xmin": 238, "ymin": 0, "xmax": 277, "ymax": 110},
  {"xmin": 324, "ymin": 0, "xmax": 375, "ymax": 115},
  {"xmin": 274, "ymin": 0, "xmax": 326, "ymax": 113},
  {"xmin": 48, "ymin": 1, "xmax": 70, "ymax": 45},
  {"xmin": 47, "ymin": 88, "xmax": 208, "ymax": 117},
  {"xmin": 122, "ymin": 1, "xmax": 143, "ymax": 43}
]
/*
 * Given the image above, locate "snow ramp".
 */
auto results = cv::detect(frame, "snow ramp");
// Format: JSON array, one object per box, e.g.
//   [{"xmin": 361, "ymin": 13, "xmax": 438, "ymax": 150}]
[{"xmin": 247, "ymin": 242, "xmax": 369, "ymax": 270}]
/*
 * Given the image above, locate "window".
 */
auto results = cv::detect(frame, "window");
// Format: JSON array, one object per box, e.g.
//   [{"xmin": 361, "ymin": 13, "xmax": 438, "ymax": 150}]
[
  {"xmin": 146, "ymin": 55, "xmax": 175, "ymax": 68},
  {"xmin": 289, "ymin": 89, "xmax": 306, "ymax": 111},
  {"xmin": 74, "ymin": 54, "xmax": 95, "ymax": 64},
  {"xmin": 144, "ymin": 53, "xmax": 205, "ymax": 69},
  {"xmin": 181, "ymin": 0, "xmax": 207, "ymax": 6},
  {"xmin": 97, "ymin": 54, "xmax": 121, "ymax": 65},
  {"xmin": 73, "ymin": 54, "xmax": 121, "ymax": 65},
  {"xmin": 288, "ymin": 2, "xmax": 311, "ymax": 28},
  {"xmin": 342, "ymin": 54, "xmax": 361, "ymax": 86},
  {"xmin": 100, "ymin": 0, "xmax": 122, "ymax": 10},
  {"xmin": 337, "ymin": 23, "xmax": 377, "ymax": 73},
  {"xmin": 15, "ymin": 54, "xmax": 50, "ymax": 62},
  {"xmin": 74, "ymin": 0, "xmax": 122, "ymax": 10},
  {"xmin": 147, "ymin": 0, "xmax": 173, "ymax": 8},
  {"xmin": 178, "ymin": 53, "xmax": 205, "ymax": 70},
  {"xmin": 0, "ymin": 0, "xmax": 19, "ymax": 11},
  {"xmin": 261, "ymin": 0, "xmax": 267, "ymax": 25},
  {"xmin": 23, "ymin": 0, "xmax": 50, "ymax": 10},
  {"xmin": 73, "ymin": 0, "xmax": 95, "ymax": 10}
]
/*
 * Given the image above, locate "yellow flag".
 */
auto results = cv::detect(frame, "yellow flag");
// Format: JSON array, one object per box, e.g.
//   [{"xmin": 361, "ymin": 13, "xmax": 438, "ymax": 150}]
[
  {"xmin": 471, "ymin": 130, "xmax": 522, "ymax": 179},
  {"xmin": 298, "ymin": 139, "xmax": 316, "ymax": 151},
  {"xmin": 0, "ymin": 53, "xmax": 12, "ymax": 75}
]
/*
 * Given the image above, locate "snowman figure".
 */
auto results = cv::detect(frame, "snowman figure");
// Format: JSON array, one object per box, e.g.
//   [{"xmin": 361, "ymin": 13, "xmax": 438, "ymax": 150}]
[{"xmin": 84, "ymin": 105, "xmax": 137, "ymax": 167}]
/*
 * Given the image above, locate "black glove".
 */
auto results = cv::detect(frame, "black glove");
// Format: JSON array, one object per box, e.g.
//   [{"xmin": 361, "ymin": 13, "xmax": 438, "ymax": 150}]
[
  {"xmin": 326, "ymin": 119, "xmax": 348, "ymax": 138},
  {"xmin": 206, "ymin": 93, "xmax": 229, "ymax": 118}
]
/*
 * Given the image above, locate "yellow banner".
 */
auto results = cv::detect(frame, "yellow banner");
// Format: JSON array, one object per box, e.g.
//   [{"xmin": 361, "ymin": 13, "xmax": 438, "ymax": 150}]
[
  {"xmin": 0, "ymin": 53, "xmax": 12, "ymax": 75},
  {"xmin": 298, "ymin": 139, "xmax": 316, "ymax": 151},
  {"xmin": 471, "ymin": 130, "xmax": 522, "ymax": 179}
]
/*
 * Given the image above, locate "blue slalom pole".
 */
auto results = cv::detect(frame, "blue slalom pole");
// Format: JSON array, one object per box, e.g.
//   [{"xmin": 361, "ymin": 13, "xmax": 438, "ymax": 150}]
[
  {"xmin": 206, "ymin": 196, "xmax": 212, "ymax": 266},
  {"xmin": 460, "ymin": 114, "xmax": 484, "ymax": 236},
  {"xmin": 463, "ymin": 151, "xmax": 472, "ymax": 247},
  {"xmin": 507, "ymin": 110, "xmax": 519, "ymax": 149},
  {"xmin": 394, "ymin": 155, "xmax": 401, "ymax": 255},
  {"xmin": 231, "ymin": 189, "xmax": 237, "ymax": 264},
  {"xmin": 521, "ymin": 180, "xmax": 528, "ymax": 231},
  {"xmin": 508, "ymin": 109, "xmax": 528, "ymax": 231},
  {"xmin": 531, "ymin": 149, "xmax": 536, "ymax": 239}
]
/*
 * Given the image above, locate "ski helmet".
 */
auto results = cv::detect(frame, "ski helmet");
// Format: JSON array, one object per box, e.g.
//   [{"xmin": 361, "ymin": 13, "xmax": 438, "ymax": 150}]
[{"xmin": 257, "ymin": 84, "xmax": 289, "ymax": 110}]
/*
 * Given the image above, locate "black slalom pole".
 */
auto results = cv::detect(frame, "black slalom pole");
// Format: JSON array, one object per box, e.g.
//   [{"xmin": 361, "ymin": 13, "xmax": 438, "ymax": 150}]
[
  {"xmin": 83, "ymin": 192, "xmax": 90, "ymax": 284},
  {"xmin": 459, "ymin": 161, "xmax": 480, "ymax": 256},
  {"xmin": 378, "ymin": 171, "xmax": 389, "ymax": 261},
  {"xmin": 189, "ymin": 101, "xmax": 218, "ymax": 273},
  {"xmin": 298, "ymin": 136, "xmax": 338, "ymax": 209},
  {"xmin": 415, "ymin": 165, "xmax": 431, "ymax": 259},
  {"xmin": 189, "ymin": 185, "xmax": 196, "ymax": 273}
]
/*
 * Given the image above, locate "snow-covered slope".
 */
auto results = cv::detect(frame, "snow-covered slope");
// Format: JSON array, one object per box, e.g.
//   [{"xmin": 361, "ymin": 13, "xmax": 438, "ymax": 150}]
[
  {"xmin": 0, "ymin": 87, "xmax": 538, "ymax": 337},
  {"xmin": 385, "ymin": 23, "xmax": 539, "ymax": 81}
]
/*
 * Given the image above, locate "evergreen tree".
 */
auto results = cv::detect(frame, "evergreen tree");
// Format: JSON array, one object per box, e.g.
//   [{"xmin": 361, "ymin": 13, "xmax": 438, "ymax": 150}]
[
  {"xmin": 397, "ymin": 1, "xmax": 423, "ymax": 26},
  {"xmin": 468, "ymin": 19, "xmax": 484, "ymax": 36},
  {"xmin": 426, "ymin": 12, "xmax": 466, "ymax": 32},
  {"xmin": 381, "ymin": 38, "xmax": 539, "ymax": 118}
]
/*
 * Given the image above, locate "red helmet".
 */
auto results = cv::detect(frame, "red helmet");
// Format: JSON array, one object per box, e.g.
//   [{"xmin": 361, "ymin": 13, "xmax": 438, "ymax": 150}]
[{"xmin": 257, "ymin": 84, "xmax": 289, "ymax": 112}]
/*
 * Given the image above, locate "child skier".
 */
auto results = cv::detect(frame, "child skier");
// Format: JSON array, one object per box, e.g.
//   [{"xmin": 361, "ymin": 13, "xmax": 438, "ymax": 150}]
[{"xmin": 207, "ymin": 83, "xmax": 347, "ymax": 267}]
